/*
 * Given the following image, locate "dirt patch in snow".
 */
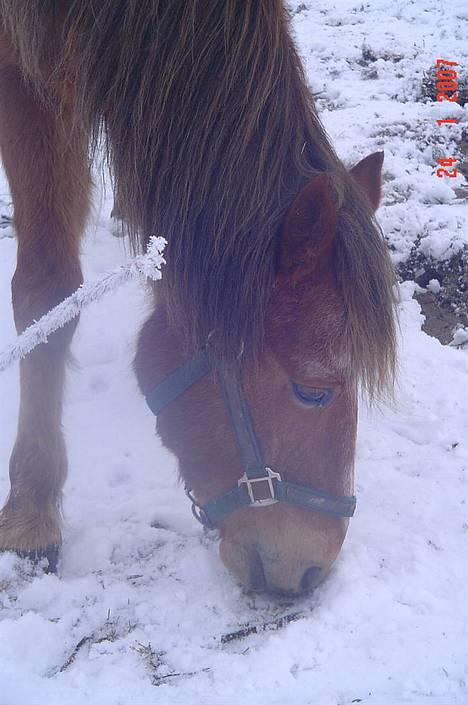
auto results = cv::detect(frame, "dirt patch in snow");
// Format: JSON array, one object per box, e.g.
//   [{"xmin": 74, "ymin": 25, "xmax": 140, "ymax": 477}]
[
  {"xmin": 398, "ymin": 248, "xmax": 468, "ymax": 344},
  {"xmin": 397, "ymin": 126, "xmax": 467, "ymax": 345}
]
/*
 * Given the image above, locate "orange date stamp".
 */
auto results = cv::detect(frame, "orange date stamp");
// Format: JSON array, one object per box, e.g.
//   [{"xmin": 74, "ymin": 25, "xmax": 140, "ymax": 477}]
[{"xmin": 435, "ymin": 59, "xmax": 459, "ymax": 178}]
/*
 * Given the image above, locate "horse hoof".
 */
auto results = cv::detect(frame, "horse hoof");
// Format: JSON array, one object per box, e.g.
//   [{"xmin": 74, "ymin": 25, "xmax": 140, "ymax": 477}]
[
  {"xmin": 0, "ymin": 507, "xmax": 62, "ymax": 573},
  {"xmin": 19, "ymin": 544, "xmax": 60, "ymax": 573},
  {"xmin": 0, "ymin": 544, "xmax": 61, "ymax": 574}
]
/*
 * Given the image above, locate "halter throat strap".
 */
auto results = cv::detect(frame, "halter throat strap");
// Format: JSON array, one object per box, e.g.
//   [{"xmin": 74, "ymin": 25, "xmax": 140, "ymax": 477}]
[{"xmin": 145, "ymin": 349, "xmax": 356, "ymax": 528}]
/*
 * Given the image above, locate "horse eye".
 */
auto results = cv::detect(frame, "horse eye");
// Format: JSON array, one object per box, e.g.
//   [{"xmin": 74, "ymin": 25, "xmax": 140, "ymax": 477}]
[{"xmin": 292, "ymin": 383, "xmax": 333, "ymax": 407}]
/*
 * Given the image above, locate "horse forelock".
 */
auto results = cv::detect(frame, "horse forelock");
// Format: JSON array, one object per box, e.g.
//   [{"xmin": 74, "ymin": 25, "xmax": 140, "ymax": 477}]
[{"xmin": 335, "ymin": 177, "xmax": 398, "ymax": 400}]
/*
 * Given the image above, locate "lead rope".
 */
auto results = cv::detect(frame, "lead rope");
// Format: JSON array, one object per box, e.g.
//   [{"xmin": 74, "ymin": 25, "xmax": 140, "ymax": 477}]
[{"xmin": 0, "ymin": 236, "xmax": 166, "ymax": 373}]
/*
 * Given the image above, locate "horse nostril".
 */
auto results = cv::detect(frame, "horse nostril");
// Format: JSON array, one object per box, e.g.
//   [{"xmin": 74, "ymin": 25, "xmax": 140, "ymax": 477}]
[{"xmin": 300, "ymin": 566, "xmax": 323, "ymax": 592}]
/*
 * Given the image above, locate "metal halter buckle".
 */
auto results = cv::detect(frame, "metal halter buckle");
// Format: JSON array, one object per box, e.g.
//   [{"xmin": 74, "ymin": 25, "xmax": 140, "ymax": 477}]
[{"xmin": 238, "ymin": 468, "xmax": 282, "ymax": 507}]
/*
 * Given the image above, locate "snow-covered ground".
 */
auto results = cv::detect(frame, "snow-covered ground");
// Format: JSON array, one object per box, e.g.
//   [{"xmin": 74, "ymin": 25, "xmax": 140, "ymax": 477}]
[{"xmin": 0, "ymin": 2, "xmax": 467, "ymax": 704}]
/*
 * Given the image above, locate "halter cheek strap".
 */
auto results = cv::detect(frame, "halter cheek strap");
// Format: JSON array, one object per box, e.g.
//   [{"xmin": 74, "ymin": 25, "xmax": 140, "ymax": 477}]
[
  {"xmin": 145, "ymin": 349, "xmax": 356, "ymax": 529},
  {"xmin": 145, "ymin": 350, "xmax": 212, "ymax": 416}
]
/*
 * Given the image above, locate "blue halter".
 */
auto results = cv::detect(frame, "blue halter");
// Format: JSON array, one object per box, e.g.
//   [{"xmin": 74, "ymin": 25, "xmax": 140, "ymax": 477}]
[{"xmin": 145, "ymin": 349, "xmax": 356, "ymax": 529}]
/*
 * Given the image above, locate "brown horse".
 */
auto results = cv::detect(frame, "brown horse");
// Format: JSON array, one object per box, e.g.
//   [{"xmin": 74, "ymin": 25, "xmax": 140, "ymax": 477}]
[{"xmin": 0, "ymin": 1, "xmax": 396, "ymax": 595}]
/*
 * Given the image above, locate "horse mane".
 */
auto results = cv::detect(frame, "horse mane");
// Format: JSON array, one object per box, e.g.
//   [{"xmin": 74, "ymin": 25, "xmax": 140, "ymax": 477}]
[{"xmin": 1, "ymin": 0, "xmax": 396, "ymax": 397}]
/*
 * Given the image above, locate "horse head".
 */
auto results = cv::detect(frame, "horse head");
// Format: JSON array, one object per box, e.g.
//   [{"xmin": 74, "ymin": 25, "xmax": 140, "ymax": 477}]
[{"xmin": 137, "ymin": 151, "xmax": 388, "ymax": 595}]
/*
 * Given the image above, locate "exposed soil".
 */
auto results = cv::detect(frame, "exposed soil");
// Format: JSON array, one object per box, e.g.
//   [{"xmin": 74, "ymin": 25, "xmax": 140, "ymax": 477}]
[
  {"xmin": 397, "ymin": 248, "xmax": 468, "ymax": 344},
  {"xmin": 396, "ymin": 119, "xmax": 467, "ymax": 346}
]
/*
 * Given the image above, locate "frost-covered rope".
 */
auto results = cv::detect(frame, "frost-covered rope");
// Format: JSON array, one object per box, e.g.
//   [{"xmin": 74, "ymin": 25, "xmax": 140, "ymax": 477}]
[{"xmin": 0, "ymin": 236, "xmax": 166, "ymax": 373}]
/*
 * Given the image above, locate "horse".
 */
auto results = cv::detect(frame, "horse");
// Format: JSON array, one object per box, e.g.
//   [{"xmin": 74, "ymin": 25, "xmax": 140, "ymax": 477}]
[{"xmin": 0, "ymin": 1, "xmax": 396, "ymax": 595}]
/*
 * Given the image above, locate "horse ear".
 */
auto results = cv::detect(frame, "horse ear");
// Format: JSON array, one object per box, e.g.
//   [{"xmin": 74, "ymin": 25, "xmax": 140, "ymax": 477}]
[
  {"xmin": 349, "ymin": 151, "xmax": 384, "ymax": 211},
  {"xmin": 278, "ymin": 174, "xmax": 338, "ymax": 283}
]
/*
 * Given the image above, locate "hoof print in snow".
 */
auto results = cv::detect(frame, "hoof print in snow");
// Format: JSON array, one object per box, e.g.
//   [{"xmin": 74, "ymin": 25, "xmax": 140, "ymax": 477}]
[{"xmin": 150, "ymin": 519, "xmax": 170, "ymax": 531}]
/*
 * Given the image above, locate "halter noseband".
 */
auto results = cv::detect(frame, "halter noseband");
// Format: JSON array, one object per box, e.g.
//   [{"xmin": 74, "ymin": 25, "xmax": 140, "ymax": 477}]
[{"xmin": 145, "ymin": 349, "xmax": 356, "ymax": 529}]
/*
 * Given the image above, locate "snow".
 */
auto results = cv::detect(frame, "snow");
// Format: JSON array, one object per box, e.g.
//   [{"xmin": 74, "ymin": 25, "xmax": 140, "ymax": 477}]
[
  {"xmin": 451, "ymin": 327, "xmax": 468, "ymax": 347},
  {"xmin": 427, "ymin": 278, "xmax": 442, "ymax": 294},
  {"xmin": 0, "ymin": 2, "xmax": 467, "ymax": 704}
]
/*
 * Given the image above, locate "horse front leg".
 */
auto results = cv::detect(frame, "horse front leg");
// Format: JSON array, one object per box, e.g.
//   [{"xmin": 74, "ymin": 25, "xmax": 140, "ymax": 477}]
[{"xmin": 0, "ymin": 40, "xmax": 90, "ymax": 569}]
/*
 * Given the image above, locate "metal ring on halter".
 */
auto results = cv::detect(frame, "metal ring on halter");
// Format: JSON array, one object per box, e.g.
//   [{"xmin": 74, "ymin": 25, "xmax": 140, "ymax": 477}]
[{"xmin": 185, "ymin": 486, "xmax": 215, "ymax": 530}]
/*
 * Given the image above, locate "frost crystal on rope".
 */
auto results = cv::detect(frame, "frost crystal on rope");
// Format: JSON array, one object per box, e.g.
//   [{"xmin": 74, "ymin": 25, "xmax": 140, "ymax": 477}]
[{"xmin": 0, "ymin": 237, "xmax": 166, "ymax": 373}]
